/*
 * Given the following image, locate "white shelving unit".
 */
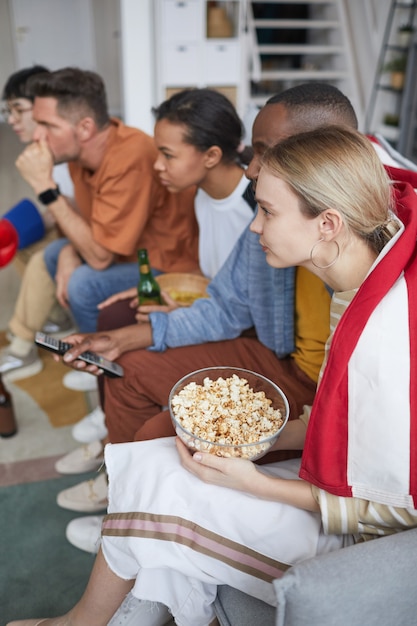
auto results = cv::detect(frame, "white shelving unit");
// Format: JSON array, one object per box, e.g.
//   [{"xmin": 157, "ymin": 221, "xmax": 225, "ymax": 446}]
[
  {"xmin": 154, "ymin": 0, "xmax": 244, "ymax": 112},
  {"xmin": 152, "ymin": 1, "xmax": 362, "ymax": 124}
]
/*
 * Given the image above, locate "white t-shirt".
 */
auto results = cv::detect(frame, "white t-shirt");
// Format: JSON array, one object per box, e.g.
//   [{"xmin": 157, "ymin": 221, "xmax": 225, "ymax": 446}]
[
  {"xmin": 53, "ymin": 162, "xmax": 74, "ymax": 198},
  {"xmin": 195, "ymin": 174, "xmax": 254, "ymax": 279}
]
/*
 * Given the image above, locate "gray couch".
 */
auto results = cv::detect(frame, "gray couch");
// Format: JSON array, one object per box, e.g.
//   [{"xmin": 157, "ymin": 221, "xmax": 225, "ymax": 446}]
[{"xmin": 214, "ymin": 527, "xmax": 417, "ymax": 626}]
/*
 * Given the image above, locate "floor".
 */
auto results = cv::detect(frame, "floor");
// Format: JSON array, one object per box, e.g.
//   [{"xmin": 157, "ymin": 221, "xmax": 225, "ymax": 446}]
[
  {"xmin": 0, "ymin": 122, "xmax": 179, "ymax": 625},
  {"xmin": 0, "ymin": 122, "xmax": 95, "ymax": 483}
]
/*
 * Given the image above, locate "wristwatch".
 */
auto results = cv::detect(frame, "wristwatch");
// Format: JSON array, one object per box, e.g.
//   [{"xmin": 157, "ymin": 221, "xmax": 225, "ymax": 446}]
[{"xmin": 38, "ymin": 185, "xmax": 61, "ymax": 205}]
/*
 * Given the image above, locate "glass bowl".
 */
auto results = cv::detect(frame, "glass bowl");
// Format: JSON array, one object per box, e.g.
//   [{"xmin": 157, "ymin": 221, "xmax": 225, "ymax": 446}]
[{"xmin": 169, "ymin": 366, "xmax": 289, "ymax": 460}]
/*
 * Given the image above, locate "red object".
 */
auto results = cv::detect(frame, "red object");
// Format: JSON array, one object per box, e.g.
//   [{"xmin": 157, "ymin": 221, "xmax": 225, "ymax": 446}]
[
  {"xmin": 300, "ymin": 181, "xmax": 417, "ymax": 507},
  {"xmin": 0, "ymin": 219, "xmax": 19, "ymax": 268}
]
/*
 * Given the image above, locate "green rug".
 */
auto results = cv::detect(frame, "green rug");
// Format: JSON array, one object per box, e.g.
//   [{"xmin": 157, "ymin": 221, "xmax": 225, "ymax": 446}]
[{"xmin": 0, "ymin": 473, "xmax": 98, "ymax": 624}]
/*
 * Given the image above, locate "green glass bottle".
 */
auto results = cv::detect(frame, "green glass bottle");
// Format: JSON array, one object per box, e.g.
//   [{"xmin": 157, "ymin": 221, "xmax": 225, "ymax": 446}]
[{"xmin": 137, "ymin": 249, "xmax": 162, "ymax": 305}]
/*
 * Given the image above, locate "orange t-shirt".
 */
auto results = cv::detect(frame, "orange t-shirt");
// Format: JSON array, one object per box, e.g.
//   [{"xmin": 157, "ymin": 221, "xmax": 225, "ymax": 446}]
[{"xmin": 69, "ymin": 118, "xmax": 199, "ymax": 272}]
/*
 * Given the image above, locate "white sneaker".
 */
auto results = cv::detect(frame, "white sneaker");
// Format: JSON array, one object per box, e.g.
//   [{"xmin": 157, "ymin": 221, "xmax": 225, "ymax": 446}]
[
  {"xmin": 57, "ymin": 471, "xmax": 108, "ymax": 512},
  {"xmin": 0, "ymin": 345, "xmax": 43, "ymax": 382},
  {"xmin": 72, "ymin": 406, "xmax": 107, "ymax": 444},
  {"xmin": 108, "ymin": 592, "xmax": 172, "ymax": 626},
  {"xmin": 55, "ymin": 440, "xmax": 104, "ymax": 474},
  {"xmin": 66, "ymin": 515, "xmax": 104, "ymax": 553},
  {"xmin": 63, "ymin": 370, "xmax": 98, "ymax": 392},
  {"xmin": 42, "ymin": 317, "xmax": 76, "ymax": 339}
]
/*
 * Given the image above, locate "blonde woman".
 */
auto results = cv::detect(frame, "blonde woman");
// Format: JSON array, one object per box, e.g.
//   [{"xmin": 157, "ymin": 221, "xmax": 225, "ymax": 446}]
[{"xmin": 9, "ymin": 127, "xmax": 417, "ymax": 626}]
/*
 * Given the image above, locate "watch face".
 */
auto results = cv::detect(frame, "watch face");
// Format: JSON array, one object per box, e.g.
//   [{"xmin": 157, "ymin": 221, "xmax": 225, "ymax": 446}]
[{"xmin": 38, "ymin": 187, "xmax": 60, "ymax": 205}]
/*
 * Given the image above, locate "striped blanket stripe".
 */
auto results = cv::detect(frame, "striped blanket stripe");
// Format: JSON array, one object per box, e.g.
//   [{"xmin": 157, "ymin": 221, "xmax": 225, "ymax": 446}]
[{"xmin": 102, "ymin": 512, "xmax": 290, "ymax": 582}]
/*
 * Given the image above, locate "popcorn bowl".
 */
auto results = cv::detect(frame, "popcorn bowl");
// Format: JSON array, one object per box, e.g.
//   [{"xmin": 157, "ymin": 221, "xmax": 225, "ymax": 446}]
[
  {"xmin": 169, "ymin": 366, "xmax": 289, "ymax": 460},
  {"xmin": 156, "ymin": 273, "xmax": 210, "ymax": 307}
]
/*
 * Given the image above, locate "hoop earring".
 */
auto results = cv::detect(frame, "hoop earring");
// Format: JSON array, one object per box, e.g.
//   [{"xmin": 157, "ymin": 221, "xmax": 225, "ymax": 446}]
[{"xmin": 310, "ymin": 238, "xmax": 340, "ymax": 269}]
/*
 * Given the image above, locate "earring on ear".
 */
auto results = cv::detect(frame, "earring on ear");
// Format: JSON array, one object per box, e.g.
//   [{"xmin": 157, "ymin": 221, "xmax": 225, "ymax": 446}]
[{"xmin": 310, "ymin": 238, "xmax": 340, "ymax": 269}]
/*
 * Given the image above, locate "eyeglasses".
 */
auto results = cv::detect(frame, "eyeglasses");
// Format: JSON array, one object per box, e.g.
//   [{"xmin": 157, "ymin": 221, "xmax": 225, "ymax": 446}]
[{"xmin": 1, "ymin": 104, "xmax": 33, "ymax": 120}]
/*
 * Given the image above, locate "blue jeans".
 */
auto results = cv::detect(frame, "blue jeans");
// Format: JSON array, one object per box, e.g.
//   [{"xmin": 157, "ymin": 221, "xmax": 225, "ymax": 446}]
[{"xmin": 44, "ymin": 238, "xmax": 142, "ymax": 333}]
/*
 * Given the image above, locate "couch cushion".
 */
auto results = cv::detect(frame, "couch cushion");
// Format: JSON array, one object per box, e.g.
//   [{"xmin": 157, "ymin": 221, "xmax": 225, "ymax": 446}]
[
  {"xmin": 215, "ymin": 585, "xmax": 275, "ymax": 626},
  {"xmin": 274, "ymin": 528, "xmax": 417, "ymax": 626}
]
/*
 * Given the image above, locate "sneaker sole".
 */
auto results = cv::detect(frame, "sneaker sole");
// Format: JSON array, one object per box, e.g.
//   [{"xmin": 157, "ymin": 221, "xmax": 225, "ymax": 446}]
[
  {"xmin": 72, "ymin": 426, "xmax": 108, "ymax": 444},
  {"xmin": 56, "ymin": 493, "xmax": 108, "ymax": 512},
  {"xmin": 55, "ymin": 455, "xmax": 104, "ymax": 475},
  {"xmin": 2, "ymin": 359, "xmax": 43, "ymax": 382},
  {"xmin": 47, "ymin": 326, "xmax": 76, "ymax": 340},
  {"xmin": 63, "ymin": 375, "xmax": 98, "ymax": 392}
]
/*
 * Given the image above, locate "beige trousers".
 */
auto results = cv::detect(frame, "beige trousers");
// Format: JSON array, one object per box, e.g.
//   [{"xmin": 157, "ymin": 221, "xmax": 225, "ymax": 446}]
[
  {"xmin": 9, "ymin": 228, "xmax": 71, "ymax": 341},
  {"xmin": 9, "ymin": 247, "xmax": 59, "ymax": 342},
  {"xmin": 12, "ymin": 227, "xmax": 59, "ymax": 278}
]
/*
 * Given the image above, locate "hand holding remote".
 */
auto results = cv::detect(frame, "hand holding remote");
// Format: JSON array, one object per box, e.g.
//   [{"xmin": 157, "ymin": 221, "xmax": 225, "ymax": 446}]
[{"xmin": 35, "ymin": 332, "xmax": 124, "ymax": 378}]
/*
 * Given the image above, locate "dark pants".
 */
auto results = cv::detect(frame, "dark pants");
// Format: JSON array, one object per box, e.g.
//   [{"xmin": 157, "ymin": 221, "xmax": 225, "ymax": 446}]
[{"xmin": 100, "ymin": 300, "xmax": 316, "ymax": 464}]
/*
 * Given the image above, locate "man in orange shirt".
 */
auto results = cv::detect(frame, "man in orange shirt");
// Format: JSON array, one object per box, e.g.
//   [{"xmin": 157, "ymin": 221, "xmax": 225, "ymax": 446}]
[{"xmin": 0, "ymin": 67, "xmax": 198, "ymax": 381}]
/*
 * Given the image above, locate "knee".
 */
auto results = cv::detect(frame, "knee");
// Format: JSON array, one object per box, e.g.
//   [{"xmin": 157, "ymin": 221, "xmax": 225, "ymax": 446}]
[
  {"xmin": 43, "ymin": 237, "xmax": 68, "ymax": 276},
  {"xmin": 27, "ymin": 248, "xmax": 49, "ymax": 275},
  {"xmin": 67, "ymin": 265, "xmax": 95, "ymax": 305}
]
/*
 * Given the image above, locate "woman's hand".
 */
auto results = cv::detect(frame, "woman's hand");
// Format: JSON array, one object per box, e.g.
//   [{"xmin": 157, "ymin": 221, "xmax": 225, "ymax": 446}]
[
  {"xmin": 176, "ymin": 438, "xmax": 319, "ymax": 510},
  {"xmin": 135, "ymin": 290, "xmax": 179, "ymax": 322},
  {"xmin": 98, "ymin": 289, "xmax": 180, "ymax": 324},
  {"xmin": 98, "ymin": 287, "xmax": 138, "ymax": 310},
  {"xmin": 175, "ymin": 438, "xmax": 260, "ymax": 494}
]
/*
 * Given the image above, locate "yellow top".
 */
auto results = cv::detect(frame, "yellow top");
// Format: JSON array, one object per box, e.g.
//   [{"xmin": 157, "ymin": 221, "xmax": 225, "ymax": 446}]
[{"xmin": 292, "ymin": 267, "xmax": 331, "ymax": 382}]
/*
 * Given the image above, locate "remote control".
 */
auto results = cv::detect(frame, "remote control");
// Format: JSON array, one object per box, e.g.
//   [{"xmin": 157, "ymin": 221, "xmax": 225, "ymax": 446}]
[{"xmin": 35, "ymin": 331, "xmax": 124, "ymax": 378}]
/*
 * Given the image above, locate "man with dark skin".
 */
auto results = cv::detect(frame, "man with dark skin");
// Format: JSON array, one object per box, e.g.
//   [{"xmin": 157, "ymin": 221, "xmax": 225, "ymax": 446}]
[
  {"xmin": 56, "ymin": 84, "xmax": 357, "ymax": 466},
  {"xmin": 59, "ymin": 83, "xmax": 359, "ymax": 446}
]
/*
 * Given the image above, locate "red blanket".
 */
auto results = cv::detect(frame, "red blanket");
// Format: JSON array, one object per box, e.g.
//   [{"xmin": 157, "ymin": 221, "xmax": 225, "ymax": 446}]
[{"xmin": 300, "ymin": 180, "xmax": 417, "ymax": 508}]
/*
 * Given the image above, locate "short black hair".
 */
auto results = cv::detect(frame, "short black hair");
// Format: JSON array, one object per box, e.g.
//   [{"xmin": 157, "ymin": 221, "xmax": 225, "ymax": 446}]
[
  {"xmin": 28, "ymin": 67, "xmax": 109, "ymax": 129},
  {"xmin": 153, "ymin": 88, "xmax": 244, "ymax": 163},
  {"xmin": 266, "ymin": 83, "xmax": 358, "ymax": 130},
  {"xmin": 2, "ymin": 65, "xmax": 49, "ymax": 101}
]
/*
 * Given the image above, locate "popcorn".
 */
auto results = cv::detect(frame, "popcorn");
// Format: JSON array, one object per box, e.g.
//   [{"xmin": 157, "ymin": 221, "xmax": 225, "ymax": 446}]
[{"xmin": 171, "ymin": 374, "xmax": 284, "ymax": 459}]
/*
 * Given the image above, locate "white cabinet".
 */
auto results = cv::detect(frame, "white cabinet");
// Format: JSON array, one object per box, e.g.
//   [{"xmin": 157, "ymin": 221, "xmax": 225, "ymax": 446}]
[
  {"xmin": 204, "ymin": 40, "xmax": 239, "ymax": 85},
  {"xmin": 162, "ymin": 0, "xmax": 203, "ymax": 42},
  {"xmin": 155, "ymin": 0, "xmax": 242, "ymax": 111},
  {"xmin": 162, "ymin": 42, "xmax": 201, "ymax": 84}
]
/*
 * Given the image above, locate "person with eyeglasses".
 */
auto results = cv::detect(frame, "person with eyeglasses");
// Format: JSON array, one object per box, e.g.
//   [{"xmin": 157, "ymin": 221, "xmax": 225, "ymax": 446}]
[
  {"xmin": 1, "ymin": 66, "xmax": 75, "ymax": 369},
  {"xmin": 0, "ymin": 66, "xmax": 199, "ymax": 384},
  {"xmin": 3, "ymin": 67, "xmax": 42, "ymax": 141},
  {"xmin": 1, "ymin": 97, "xmax": 34, "ymax": 139},
  {"xmin": 2, "ymin": 66, "xmax": 75, "ymax": 233}
]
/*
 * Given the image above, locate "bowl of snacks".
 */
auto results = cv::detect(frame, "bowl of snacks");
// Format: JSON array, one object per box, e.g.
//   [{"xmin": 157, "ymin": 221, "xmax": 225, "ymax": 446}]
[
  {"xmin": 169, "ymin": 366, "xmax": 289, "ymax": 460},
  {"xmin": 156, "ymin": 273, "xmax": 210, "ymax": 307}
]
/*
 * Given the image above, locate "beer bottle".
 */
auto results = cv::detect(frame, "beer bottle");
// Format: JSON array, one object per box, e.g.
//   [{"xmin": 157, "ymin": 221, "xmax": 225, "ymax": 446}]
[
  {"xmin": 137, "ymin": 249, "xmax": 162, "ymax": 306},
  {"xmin": 0, "ymin": 373, "xmax": 17, "ymax": 438}
]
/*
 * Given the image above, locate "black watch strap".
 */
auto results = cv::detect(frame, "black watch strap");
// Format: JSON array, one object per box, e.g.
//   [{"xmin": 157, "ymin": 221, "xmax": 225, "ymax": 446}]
[{"xmin": 38, "ymin": 185, "xmax": 61, "ymax": 205}]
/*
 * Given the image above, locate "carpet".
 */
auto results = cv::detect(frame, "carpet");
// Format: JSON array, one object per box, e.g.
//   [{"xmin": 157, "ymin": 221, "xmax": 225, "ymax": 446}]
[
  {"xmin": 0, "ymin": 473, "xmax": 97, "ymax": 624},
  {"xmin": 0, "ymin": 332, "xmax": 88, "ymax": 428}
]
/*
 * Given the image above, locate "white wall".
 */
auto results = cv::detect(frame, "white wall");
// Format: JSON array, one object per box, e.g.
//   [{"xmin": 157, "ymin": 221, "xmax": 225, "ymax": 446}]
[
  {"xmin": 0, "ymin": 0, "xmax": 122, "ymax": 117},
  {"xmin": 343, "ymin": 0, "xmax": 391, "ymax": 118},
  {"xmin": 0, "ymin": 0, "xmax": 18, "ymax": 90},
  {"xmin": 0, "ymin": 0, "xmax": 393, "ymax": 134},
  {"xmin": 119, "ymin": 0, "xmax": 155, "ymax": 133},
  {"xmin": 91, "ymin": 0, "xmax": 123, "ymax": 116},
  {"xmin": 118, "ymin": 0, "xmax": 393, "ymax": 133}
]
